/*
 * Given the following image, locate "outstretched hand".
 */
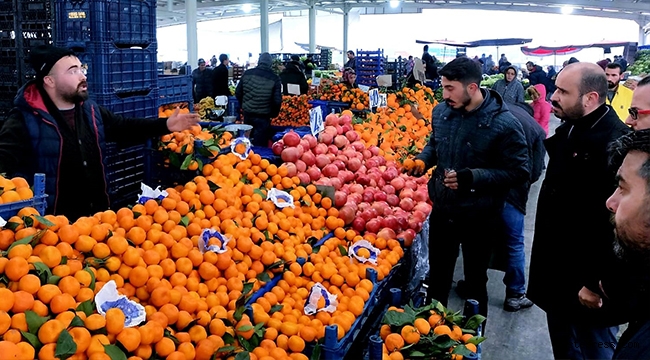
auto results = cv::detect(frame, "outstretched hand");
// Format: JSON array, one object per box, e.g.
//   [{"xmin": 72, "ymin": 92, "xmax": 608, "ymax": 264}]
[
  {"xmin": 404, "ymin": 159, "xmax": 426, "ymax": 177},
  {"xmin": 166, "ymin": 107, "xmax": 200, "ymax": 132}
]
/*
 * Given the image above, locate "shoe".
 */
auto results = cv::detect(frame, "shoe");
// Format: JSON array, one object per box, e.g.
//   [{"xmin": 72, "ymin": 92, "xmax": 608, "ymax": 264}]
[
  {"xmin": 455, "ymin": 280, "xmax": 469, "ymax": 299},
  {"xmin": 504, "ymin": 294, "xmax": 534, "ymax": 312}
]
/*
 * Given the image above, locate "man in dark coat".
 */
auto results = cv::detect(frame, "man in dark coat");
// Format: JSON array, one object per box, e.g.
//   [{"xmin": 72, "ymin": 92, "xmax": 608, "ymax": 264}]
[
  {"xmin": 528, "ymin": 62, "xmax": 631, "ymax": 360},
  {"xmin": 192, "ymin": 58, "xmax": 213, "ymax": 103},
  {"xmin": 280, "ymin": 55, "xmax": 308, "ymax": 95},
  {"xmin": 606, "ymin": 130, "xmax": 650, "ymax": 360},
  {"xmin": 212, "ymin": 54, "xmax": 231, "ymax": 97},
  {"xmin": 0, "ymin": 45, "xmax": 199, "ymax": 220},
  {"xmin": 408, "ymin": 57, "xmax": 529, "ymax": 318},
  {"xmin": 235, "ymin": 53, "xmax": 282, "ymax": 147}
]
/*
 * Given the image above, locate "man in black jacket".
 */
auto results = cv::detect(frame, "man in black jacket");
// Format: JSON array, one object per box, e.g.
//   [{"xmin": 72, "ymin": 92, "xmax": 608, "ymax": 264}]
[
  {"xmin": 235, "ymin": 53, "xmax": 282, "ymax": 147},
  {"xmin": 528, "ymin": 62, "xmax": 630, "ymax": 360},
  {"xmin": 212, "ymin": 54, "xmax": 231, "ymax": 97},
  {"xmin": 192, "ymin": 58, "xmax": 213, "ymax": 103},
  {"xmin": 408, "ymin": 57, "xmax": 529, "ymax": 317},
  {"xmin": 280, "ymin": 55, "xmax": 308, "ymax": 95},
  {"xmin": 0, "ymin": 45, "xmax": 199, "ymax": 220},
  {"xmin": 606, "ymin": 130, "xmax": 650, "ymax": 360}
]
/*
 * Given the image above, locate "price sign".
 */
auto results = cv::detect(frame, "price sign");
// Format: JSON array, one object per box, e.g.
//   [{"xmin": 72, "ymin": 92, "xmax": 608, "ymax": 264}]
[
  {"xmin": 311, "ymin": 76, "xmax": 321, "ymax": 86},
  {"xmin": 358, "ymin": 84, "xmax": 370, "ymax": 93},
  {"xmin": 378, "ymin": 94, "xmax": 387, "ymax": 108},
  {"xmin": 310, "ymin": 106, "xmax": 324, "ymax": 136},
  {"xmin": 368, "ymin": 88, "xmax": 380, "ymax": 108}
]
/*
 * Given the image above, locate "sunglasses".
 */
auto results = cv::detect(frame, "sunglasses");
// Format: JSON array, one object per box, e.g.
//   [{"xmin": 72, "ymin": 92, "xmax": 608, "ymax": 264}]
[{"xmin": 628, "ymin": 107, "xmax": 650, "ymax": 120}]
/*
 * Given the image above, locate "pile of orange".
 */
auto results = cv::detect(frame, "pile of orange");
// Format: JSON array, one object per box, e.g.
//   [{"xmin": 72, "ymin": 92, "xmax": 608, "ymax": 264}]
[
  {"xmin": 352, "ymin": 84, "xmax": 437, "ymax": 163},
  {"xmin": 308, "ymin": 80, "xmax": 369, "ymax": 111},
  {"xmin": 0, "ymin": 149, "xmax": 409, "ymax": 359},
  {"xmin": 0, "ymin": 176, "xmax": 33, "ymax": 205},
  {"xmin": 159, "ymin": 103, "xmax": 192, "ymax": 118},
  {"xmin": 271, "ymin": 95, "xmax": 312, "ymax": 127}
]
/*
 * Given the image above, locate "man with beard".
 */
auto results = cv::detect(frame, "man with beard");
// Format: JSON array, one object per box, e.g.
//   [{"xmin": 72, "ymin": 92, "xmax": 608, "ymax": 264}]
[
  {"xmin": 605, "ymin": 62, "xmax": 633, "ymax": 122},
  {"xmin": 606, "ymin": 129, "xmax": 650, "ymax": 359},
  {"xmin": 528, "ymin": 62, "xmax": 630, "ymax": 359},
  {"xmin": 407, "ymin": 57, "xmax": 529, "ymax": 318},
  {"xmin": 0, "ymin": 45, "xmax": 199, "ymax": 220},
  {"xmin": 624, "ymin": 76, "xmax": 650, "ymax": 131}
]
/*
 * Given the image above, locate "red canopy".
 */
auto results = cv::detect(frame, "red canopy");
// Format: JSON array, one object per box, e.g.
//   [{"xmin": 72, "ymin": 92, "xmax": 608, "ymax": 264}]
[{"xmin": 521, "ymin": 41, "xmax": 637, "ymax": 56}]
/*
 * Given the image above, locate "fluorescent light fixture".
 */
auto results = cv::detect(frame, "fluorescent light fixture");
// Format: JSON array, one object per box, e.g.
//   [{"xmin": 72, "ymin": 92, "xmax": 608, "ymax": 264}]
[
  {"xmin": 561, "ymin": 6, "xmax": 573, "ymax": 14},
  {"xmin": 242, "ymin": 3, "xmax": 252, "ymax": 13},
  {"xmin": 389, "ymin": 0, "xmax": 400, "ymax": 8}
]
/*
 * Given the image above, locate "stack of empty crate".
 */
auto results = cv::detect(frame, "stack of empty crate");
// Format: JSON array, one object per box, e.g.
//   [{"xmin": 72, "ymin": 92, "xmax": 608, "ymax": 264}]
[
  {"xmin": 55, "ymin": 0, "xmax": 159, "ymax": 208},
  {"xmin": 356, "ymin": 49, "xmax": 385, "ymax": 87},
  {"xmin": 320, "ymin": 48, "xmax": 332, "ymax": 69}
]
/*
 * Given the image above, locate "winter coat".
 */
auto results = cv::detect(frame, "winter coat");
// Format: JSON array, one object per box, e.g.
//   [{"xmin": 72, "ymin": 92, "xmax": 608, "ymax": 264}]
[
  {"xmin": 606, "ymin": 84, "xmax": 633, "ymax": 122},
  {"xmin": 235, "ymin": 60, "xmax": 282, "ymax": 119},
  {"xmin": 527, "ymin": 65, "xmax": 547, "ymax": 88},
  {"xmin": 528, "ymin": 104, "xmax": 631, "ymax": 326},
  {"xmin": 192, "ymin": 68, "xmax": 214, "ymax": 102},
  {"xmin": 504, "ymin": 102, "xmax": 547, "ymax": 214},
  {"xmin": 531, "ymin": 84, "xmax": 551, "ymax": 135},
  {"xmin": 416, "ymin": 89, "xmax": 529, "ymax": 219},
  {"xmin": 0, "ymin": 81, "xmax": 169, "ymax": 220},
  {"xmin": 212, "ymin": 64, "xmax": 231, "ymax": 97},
  {"xmin": 279, "ymin": 62, "xmax": 309, "ymax": 95},
  {"xmin": 345, "ymin": 57, "xmax": 356, "ymax": 70},
  {"xmin": 491, "ymin": 67, "xmax": 525, "ymax": 105}
]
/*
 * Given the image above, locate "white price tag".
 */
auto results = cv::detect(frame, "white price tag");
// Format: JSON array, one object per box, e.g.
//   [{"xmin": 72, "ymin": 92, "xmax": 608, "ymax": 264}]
[
  {"xmin": 311, "ymin": 76, "xmax": 321, "ymax": 86},
  {"xmin": 378, "ymin": 93, "xmax": 388, "ymax": 108},
  {"xmin": 369, "ymin": 88, "xmax": 380, "ymax": 108},
  {"xmin": 358, "ymin": 84, "xmax": 370, "ymax": 93},
  {"xmin": 310, "ymin": 106, "xmax": 324, "ymax": 136},
  {"xmin": 287, "ymin": 84, "xmax": 301, "ymax": 95}
]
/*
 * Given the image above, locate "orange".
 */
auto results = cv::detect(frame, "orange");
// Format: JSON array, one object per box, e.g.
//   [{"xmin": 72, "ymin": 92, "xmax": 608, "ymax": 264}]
[
  {"xmin": 400, "ymin": 325, "xmax": 420, "ymax": 344},
  {"xmin": 288, "ymin": 335, "xmax": 306, "ymax": 352},
  {"xmin": 414, "ymin": 318, "xmax": 431, "ymax": 335},
  {"xmin": 69, "ymin": 327, "xmax": 92, "ymax": 354},
  {"xmin": 0, "ymin": 341, "xmax": 19, "ymax": 358},
  {"xmin": 84, "ymin": 314, "xmax": 107, "ymax": 331},
  {"xmin": 154, "ymin": 337, "xmax": 175, "ymax": 357},
  {"xmin": 5, "ymin": 257, "xmax": 29, "ymax": 281},
  {"xmin": 38, "ymin": 319, "xmax": 65, "ymax": 344},
  {"xmin": 17, "ymin": 274, "xmax": 40, "ymax": 295},
  {"xmin": 105, "ymin": 308, "xmax": 125, "ymax": 334},
  {"xmin": 384, "ymin": 333, "xmax": 404, "ymax": 352},
  {"xmin": 50, "ymin": 293, "xmax": 76, "ymax": 314},
  {"xmin": 11, "ymin": 291, "xmax": 34, "ymax": 313},
  {"xmin": 116, "ymin": 328, "xmax": 141, "ymax": 352}
]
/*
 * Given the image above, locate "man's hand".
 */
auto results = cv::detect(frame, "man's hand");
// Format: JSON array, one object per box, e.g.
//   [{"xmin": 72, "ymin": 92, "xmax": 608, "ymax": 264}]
[
  {"xmin": 578, "ymin": 286, "xmax": 603, "ymax": 309},
  {"xmin": 405, "ymin": 159, "xmax": 426, "ymax": 176},
  {"xmin": 443, "ymin": 170, "xmax": 458, "ymax": 189},
  {"xmin": 166, "ymin": 107, "xmax": 201, "ymax": 132}
]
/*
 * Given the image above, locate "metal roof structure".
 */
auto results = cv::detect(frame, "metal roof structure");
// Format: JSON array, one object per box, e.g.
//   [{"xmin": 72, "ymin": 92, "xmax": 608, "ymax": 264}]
[{"xmin": 156, "ymin": 0, "xmax": 650, "ymax": 28}]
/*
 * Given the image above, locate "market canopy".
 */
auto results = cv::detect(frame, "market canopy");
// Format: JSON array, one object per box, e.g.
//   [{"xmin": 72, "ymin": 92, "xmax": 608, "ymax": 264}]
[
  {"xmin": 520, "ymin": 41, "xmax": 638, "ymax": 56},
  {"xmin": 415, "ymin": 38, "xmax": 533, "ymax": 48}
]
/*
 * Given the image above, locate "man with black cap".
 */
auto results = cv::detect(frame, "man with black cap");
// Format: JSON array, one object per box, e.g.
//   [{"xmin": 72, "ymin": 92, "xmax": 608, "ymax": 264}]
[
  {"xmin": 192, "ymin": 58, "xmax": 213, "ymax": 103},
  {"xmin": 212, "ymin": 54, "xmax": 231, "ymax": 98},
  {"xmin": 235, "ymin": 53, "xmax": 282, "ymax": 147},
  {"xmin": 0, "ymin": 45, "xmax": 200, "ymax": 220}
]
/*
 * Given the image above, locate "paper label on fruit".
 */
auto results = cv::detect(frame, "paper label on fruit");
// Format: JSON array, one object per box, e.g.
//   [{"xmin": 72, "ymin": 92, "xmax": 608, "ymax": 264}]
[
  {"xmin": 309, "ymin": 106, "xmax": 324, "ymax": 136},
  {"xmin": 349, "ymin": 240, "xmax": 380, "ymax": 265},
  {"xmin": 230, "ymin": 137, "xmax": 251, "ymax": 160},
  {"xmin": 95, "ymin": 280, "xmax": 146, "ymax": 328},
  {"xmin": 198, "ymin": 228, "xmax": 231, "ymax": 254},
  {"xmin": 304, "ymin": 282, "xmax": 338, "ymax": 315},
  {"xmin": 266, "ymin": 188, "xmax": 295, "ymax": 209},
  {"xmin": 0, "ymin": 216, "xmax": 6, "ymax": 228},
  {"xmin": 137, "ymin": 183, "xmax": 169, "ymax": 204}
]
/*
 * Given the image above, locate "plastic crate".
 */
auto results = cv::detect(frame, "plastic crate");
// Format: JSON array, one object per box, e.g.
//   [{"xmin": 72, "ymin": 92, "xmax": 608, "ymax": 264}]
[
  {"xmin": 92, "ymin": 88, "xmax": 158, "ymax": 119},
  {"xmin": 105, "ymin": 143, "xmax": 146, "ymax": 209},
  {"xmin": 0, "ymin": 81, "xmax": 18, "ymax": 111},
  {"xmin": 158, "ymin": 74, "xmax": 193, "ymax": 106},
  {"xmin": 75, "ymin": 42, "xmax": 158, "ymax": 94},
  {"xmin": 17, "ymin": 0, "xmax": 54, "ymax": 22},
  {"xmin": 0, "ymin": 173, "xmax": 48, "ymax": 219},
  {"xmin": 144, "ymin": 148, "xmax": 201, "ymax": 189},
  {"xmin": 54, "ymin": 0, "xmax": 95, "ymax": 48},
  {"xmin": 308, "ymin": 100, "xmax": 350, "ymax": 120}
]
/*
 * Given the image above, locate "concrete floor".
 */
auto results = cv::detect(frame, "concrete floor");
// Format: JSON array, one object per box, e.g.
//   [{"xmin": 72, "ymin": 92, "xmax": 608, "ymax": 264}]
[{"xmin": 445, "ymin": 115, "xmax": 564, "ymax": 360}]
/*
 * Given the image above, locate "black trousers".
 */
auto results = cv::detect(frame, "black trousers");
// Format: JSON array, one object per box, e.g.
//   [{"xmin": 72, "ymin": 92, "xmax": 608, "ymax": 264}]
[
  {"xmin": 243, "ymin": 115, "xmax": 271, "ymax": 147},
  {"xmin": 426, "ymin": 213, "xmax": 499, "ymax": 318}
]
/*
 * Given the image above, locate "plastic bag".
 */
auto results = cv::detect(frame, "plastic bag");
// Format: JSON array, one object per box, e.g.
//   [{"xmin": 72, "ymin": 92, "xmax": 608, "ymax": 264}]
[
  {"xmin": 349, "ymin": 240, "xmax": 380, "ymax": 265},
  {"xmin": 137, "ymin": 183, "xmax": 168, "ymax": 204},
  {"xmin": 303, "ymin": 283, "xmax": 338, "ymax": 315},
  {"xmin": 407, "ymin": 217, "xmax": 431, "ymax": 294},
  {"xmin": 0, "ymin": 216, "xmax": 6, "ymax": 228},
  {"xmin": 95, "ymin": 280, "xmax": 146, "ymax": 328},
  {"xmin": 198, "ymin": 229, "xmax": 231, "ymax": 254},
  {"xmin": 230, "ymin": 137, "xmax": 251, "ymax": 160},
  {"xmin": 266, "ymin": 188, "xmax": 295, "ymax": 209}
]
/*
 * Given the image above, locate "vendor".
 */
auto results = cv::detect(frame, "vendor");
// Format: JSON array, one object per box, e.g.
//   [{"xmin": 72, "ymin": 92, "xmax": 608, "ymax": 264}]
[
  {"xmin": 342, "ymin": 68, "xmax": 358, "ymax": 89},
  {"xmin": 0, "ymin": 45, "xmax": 200, "ymax": 220},
  {"xmin": 491, "ymin": 65, "xmax": 525, "ymax": 104}
]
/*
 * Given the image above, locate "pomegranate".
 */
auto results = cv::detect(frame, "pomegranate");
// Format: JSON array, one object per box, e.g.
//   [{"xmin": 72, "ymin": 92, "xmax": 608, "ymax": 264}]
[
  {"xmin": 272, "ymin": 141, "xmax": 284, "ymax": 155},
  {"xmin": 319, "ymin": 132, "xmax": 333, "ymax": 145},
  {"xmin": 300, "ymin": 151, "xmax": 316, "ymax": 166},
  {"xmin": 400, "ymin": 198, "xmax": 415, "ymax": 211},
  {"xmin": 330, "ymin": 177, "xmax": 343, "ymax": 190},
  {"xmin": 347, "ymin": 158, "xmax": 362, "ymax": 172},
  {"xmin": 345, "ymin": 130, "xmax": 359, "ymax": 142},
  {"xmin": 297, "ymin": 172, "xmax": 311, "ymax": 185},
  {"xmin": 334, "ymin": 191, "xmax": 348, "ymax": 208},
  {"xmin": 332, "ymin": 160, "xmax": 346, "ymax": 171},
  {"xmin": 307, "ymin": 167, "xmax": 321, "ymax": 181},
  {"xmin": 366, "ymin": 219, "xmax": 382, "ymax": 234},
  {"xmin": 295, "ymin": 160, "xmax": 307, "ymax": 173},
  {"xmin": 282, "ymin": 131, "xmax": 301, "ymax": 147},
  {"xmin": 325, "ymin": 113, "xmax": 339, "ymax": 126},
  {"xmin": 315, "ymin": 154, "xmax": 331, "ymax": 168},
  {"xmin": 386, "ymin": 194, "xmax": 400, "ymax": 207},
  {"xmin": 281, "ymin": 147, "xmax": 300, "ymax": 163},
  {"xmin": 304, "ymin": 134, "xmax": 318, "ymax": 148},
  {"xmin": 382, "ymin": 185, "xmax": 396, "ymax": 195},
  {"xmin": 322, "ymin": 164, "xmax": 339, "ymax": 177},
  {"xmin": 282, "ymin": 163, "xmax": 297, "ymax": 177},
  {"xmin": 352, "ymin": 217, "xmax": 366, "ymax": 232},
  {"xmin": 338, "ymin": 205, "xmax": 355, "ymax": 225},
  {"xmin": 377, "ymin": 228, "xmax": 397, "ymax": 240},
  {"xmin": 351, "ymin": 141, "xmax": 365, "ymax": 152},
  {"xmin": 299, "ymin": 139, "xmax": 311, "ymax": 153},
  {"xmin": 373, "ymin": 192, "xmax": 387, "ymax": 202}
]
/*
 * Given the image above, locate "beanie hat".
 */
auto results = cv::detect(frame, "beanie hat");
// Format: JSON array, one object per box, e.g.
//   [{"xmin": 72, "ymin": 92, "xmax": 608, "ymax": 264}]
[
  {"xmin": 29, "ymin": 45, "xmax": 75, "ymax": 80},
  {"xmin": 258, "ymin": 53, "xmax": 273, "ymax": 67}
]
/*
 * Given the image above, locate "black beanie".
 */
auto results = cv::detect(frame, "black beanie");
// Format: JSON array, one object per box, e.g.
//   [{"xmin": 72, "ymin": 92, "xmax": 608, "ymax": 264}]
[{"xmin": 29, "ymin": 45, "xmax": 75, "ymax": 80}]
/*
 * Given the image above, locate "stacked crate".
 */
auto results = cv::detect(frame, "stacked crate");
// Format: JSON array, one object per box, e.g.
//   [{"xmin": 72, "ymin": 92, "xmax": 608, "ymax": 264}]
[
  {"xmin": 320, "ymin": 48, "xmax": 332, "ymax": 69},
  {"xmin": 356, "ymin": 49, "xmax": 385, "ymax": 87},
  {"xmin": 55, "ymin": 0, "xmax": 158, "ymax": 208}
]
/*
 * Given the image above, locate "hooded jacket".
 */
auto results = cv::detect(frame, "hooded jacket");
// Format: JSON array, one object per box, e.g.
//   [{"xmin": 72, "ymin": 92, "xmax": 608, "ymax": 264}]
[
  {"xmin": 531, "ymin": 84, "xmax": 551, "ymax": 135},
  {"xmin": 491, "ymin": 66, "xmax": 525, "ymax": 105},
  {"xmin": 0, "ymin": 81, "xmax": 169, "ymax": 220},
  {"xmin": 527, "ymin": 65, "xmax": 547, "ymax": 88},
  {"xmin": 416, "ymin": 89, "xmax": 529, "ymax": 219},
  {"xmin": 605, "ymin": 84, "xmax": 633, "ymax": 122},
  {"xmin": 235, "ymin": 54, "xmax": 282, "ymax": 118},
  {"xmin": 279, "ymin": 61, "xmax": 309, "ymax": 95}
]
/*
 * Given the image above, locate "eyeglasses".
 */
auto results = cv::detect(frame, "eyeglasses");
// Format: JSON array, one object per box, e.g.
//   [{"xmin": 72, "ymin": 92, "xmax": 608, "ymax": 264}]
[
  {"xmin": 50, "ymin": 68, "xmax": 87, "ymax": 77},
  {"xmin": 628, "ymin": 107, "xmax": 650, "ymax": 120}
]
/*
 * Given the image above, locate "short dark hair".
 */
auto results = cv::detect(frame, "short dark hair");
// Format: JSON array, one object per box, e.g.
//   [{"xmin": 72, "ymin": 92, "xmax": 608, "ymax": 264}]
[
  {"xmin": 439, "ymin": 57, "xmax": 482, "ymax": 87},
  {"xmin": 609, "ymin": 130, "xmax": 650, "ymax": 191},
  {"xmin": 526, "ymin": 61, "xmax": 535, "ymax": 66},
  {"xmin": 578, "ymin": 67, "xmax": 608, "ymax": 104},
  {"xmin": 347, "ymin": 50, "xmax": 354, "ymax": 56},
  {"xmin": 423, "ymin": 45, "xmax": 429, "ymax": 51},
  {"xmin": 219, "ymin": 54, "xmax": 228, "ymax": 63},
  {"xmin": 606, "ymin": 62, "xmax": 623, "ymax": 74},
  {"xmin": 638, "ymin": 75, "xmax": 650, "ymax": 88}
]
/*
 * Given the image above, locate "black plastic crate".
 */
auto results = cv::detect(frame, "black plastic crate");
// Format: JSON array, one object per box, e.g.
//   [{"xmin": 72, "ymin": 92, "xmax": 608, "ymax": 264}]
[
  {"xmin": 0, "ymin": 13, "xmax": 14, "ymax": 31},
  {"xmin": 105, "ymin": 142, "xmax": 146, "ymax": 209},
  {"xmin": 0, "ymin": 0, "xmax": 14, "ymax": 13},
  {"xmin": 0, "ymin": 81, "xmax": 18, "ymax": 111},
  {"xmin": 17, "ymin": 0, "xmax": 53, "ymax": 22},
  {"xmin": 0, "ymin": 47, "xmax": 18, "ymax": 75},
  {"xmin": 92, "ymin": 88, "xmax": 158, "ymax": 119}
]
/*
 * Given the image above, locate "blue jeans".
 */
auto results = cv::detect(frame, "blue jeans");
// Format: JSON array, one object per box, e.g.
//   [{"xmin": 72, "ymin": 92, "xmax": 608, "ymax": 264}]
[
  {"xmin": 547, "ymin": 313, "xmax": 618, "ymax": 360},
  {"xmin": 502, "ymin": 202, "xmax": 526, "ymax": 296}
]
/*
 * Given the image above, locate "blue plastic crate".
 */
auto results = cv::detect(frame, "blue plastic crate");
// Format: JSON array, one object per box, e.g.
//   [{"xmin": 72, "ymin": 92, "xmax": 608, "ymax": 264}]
[
  {"xmin": 0, "ymin": 173, "xmax": 48, "ymax": 219},
  {"xmin": 105, "ymin": 143, "xmax": 146, "ymax": 208},
  {"xmin": 308, "ymin": 100, "xmax": 350, "ymax": 120},
  {"xmin": 54, "ymin": 0, "xmax": 95, "ymax": 48},
  {"xmin": 158, "ymin": 74, "xmax": 193, "ymax": 106},
  {"xmin": 74, "ymin": 42, "xmax": 158, "ymax": 94},
  {"xmin": 92, "ymin": 88, "xmax": 158, "ymax": 119},
  {"xmin": 104, "ymin": 0, "xmax": 156, "ymax": 46}
]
